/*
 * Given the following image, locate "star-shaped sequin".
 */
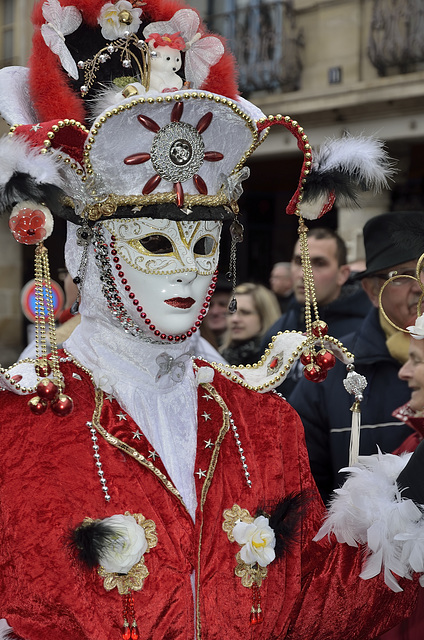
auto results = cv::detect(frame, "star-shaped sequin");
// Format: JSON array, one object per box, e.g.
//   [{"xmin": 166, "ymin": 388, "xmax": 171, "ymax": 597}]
[
  {"xmin": 30, "ymin": 123, "xmax": 42, "ymax": 131},
  {"xmin": 105, "ymin": 393, "xmax": 114, "ymax": 402},
  {"xmin": 204, "ymin": 439, "xmax": 213, "ymax": 449},
  {"xmin": 201, "ymin": 411, "xmax": 211, "ymax": 421},
  {"xmin": 148, "ymin": 450, "xmax": 159, "ymax": 461},
  {"xmin": 202, "ymin": 393, "xmax": 212, "ymax": 401},
  {"xmin": 132, "ymin": 430, "xmax": 142, "ymax": 440},
  {"xmin": 116, "ymin": 412, "xmax": 127, "ymax": 421},
  {"xmin": 195, "ymin": 468, "xmax": 206, "ymax": 479}
]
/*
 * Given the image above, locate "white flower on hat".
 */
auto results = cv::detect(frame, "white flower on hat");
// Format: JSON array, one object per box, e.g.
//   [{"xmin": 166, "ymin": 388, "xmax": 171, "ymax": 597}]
[
  {"xmin": 98, "ymin": 1, "xmax": 143, "ymax": 40},
  {"xmin": 232, "ymin": 515, "xmax": 276, "ymax": 567},
  {"xmin": 98, "ymin": 514, "xmax": 148, "ymax": 574},
  {"xmin": 407, "ymin": 315, "xmax": 424, "ymax": 340}
]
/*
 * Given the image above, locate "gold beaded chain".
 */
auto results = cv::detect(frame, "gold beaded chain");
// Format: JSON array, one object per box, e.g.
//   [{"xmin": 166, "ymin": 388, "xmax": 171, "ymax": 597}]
[
  {"xmin": 34, "ymin": 243, "xmax": 62, "ymax": 392},
  {"xmin": 297, "ymin": 217, "xmax": 323, "ymax": 346}
]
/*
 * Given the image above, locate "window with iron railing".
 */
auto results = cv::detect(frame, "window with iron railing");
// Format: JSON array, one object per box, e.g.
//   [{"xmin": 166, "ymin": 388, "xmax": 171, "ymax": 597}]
[
  {"xmin": 369, "ymin": 0, "xmax": 424, "ymax": 75},
  {"xmin": 206, "ymin": 0, "xmax": 302, "ymax": 95}
]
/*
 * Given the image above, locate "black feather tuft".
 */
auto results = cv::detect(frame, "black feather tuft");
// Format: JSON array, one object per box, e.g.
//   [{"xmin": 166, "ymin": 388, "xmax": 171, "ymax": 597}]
[
  {"xmin": 3, "ymin": 631, "xmax": 26, "ymax": 640},
  {"xmin": 68, "ymin": 518, "xmax": 117, "ymax": 568},
  {"xmin": 0, "ymin": 171, "xmax": 65, "ymax": 216},
  {"xmin": 256, "ymin": 492, "xmax": 309, "ymax": 559},
  {"xmin": 302, "ymin": 169, "xmax": 361, "ymax": 206}
]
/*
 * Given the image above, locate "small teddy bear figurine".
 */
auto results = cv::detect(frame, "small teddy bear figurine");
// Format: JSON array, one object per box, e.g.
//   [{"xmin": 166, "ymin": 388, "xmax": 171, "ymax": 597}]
[{"xmin": 145, "ymin": 32, "xmax": 185, "ymax": 93}]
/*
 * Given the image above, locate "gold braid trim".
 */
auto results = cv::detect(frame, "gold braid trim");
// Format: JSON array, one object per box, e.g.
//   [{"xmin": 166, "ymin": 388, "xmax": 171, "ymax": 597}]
[
  {"xmin": 62, "ymin": 191, "xmax": 232, "ymax": 221},
  {"xmin": 91, "ymin": 387, "xmax": 186, "ymax": 507}
]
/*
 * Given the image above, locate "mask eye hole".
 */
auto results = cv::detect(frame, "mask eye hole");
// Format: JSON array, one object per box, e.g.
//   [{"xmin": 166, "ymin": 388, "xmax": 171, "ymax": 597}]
[
  {"xmin": 139, "ymin": 234, "xmax": 173, "ymax": 254},
  {"xmin": 194, "ymin": 236, "xmax": 215, "ymax": 256}
]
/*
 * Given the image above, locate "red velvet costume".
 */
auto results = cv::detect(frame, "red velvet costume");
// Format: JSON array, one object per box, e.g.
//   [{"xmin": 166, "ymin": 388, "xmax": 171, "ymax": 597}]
[{"xmin": 0, "ymin": 354, "xmax": 417, "ymax": 640}]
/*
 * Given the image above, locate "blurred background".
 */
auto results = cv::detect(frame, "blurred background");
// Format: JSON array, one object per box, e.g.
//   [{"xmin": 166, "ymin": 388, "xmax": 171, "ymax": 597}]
[{"xmin": 1, "ymin": 0, "xmax": 424, "ymax": 364}]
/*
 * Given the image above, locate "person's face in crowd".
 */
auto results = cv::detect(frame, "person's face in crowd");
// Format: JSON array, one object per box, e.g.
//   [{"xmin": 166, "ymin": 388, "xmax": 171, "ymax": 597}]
[
  {"xmin": 269, "ymin": 265, "xmax": 292, "ymax": 297},
  {"xmin": 226, "ymin": 293, "xmax": 261, "ymax": 343},
  {"xmin": 362, "ymin": 260, "xmax": 422, "ymax": 330},
  {"xmin": 399, "ymin": 337, "xmax": 424, "ymax": 412},
  {"xmin": 291, "ymin": 237, "xmax": 350, "ymax": 306},
  {"xmin": 202, "ymin": 290, "xmax": 231, "ymax": 335}
]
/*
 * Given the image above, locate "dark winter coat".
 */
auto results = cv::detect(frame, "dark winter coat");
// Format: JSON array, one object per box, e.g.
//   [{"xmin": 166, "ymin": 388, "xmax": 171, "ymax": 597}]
[
  {"xmin": 260, "ymin": 284, "xmax": 372, "ymax": 398},
  {"xmin": 289, "ymin": 307, "xmax": 414, "ymax": 504}
]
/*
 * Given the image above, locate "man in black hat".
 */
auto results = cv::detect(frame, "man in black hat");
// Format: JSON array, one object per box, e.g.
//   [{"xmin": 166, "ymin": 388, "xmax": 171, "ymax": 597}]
[{"xmin": 290, "ymin": 211, "xmax": 424, "ymax": 504}]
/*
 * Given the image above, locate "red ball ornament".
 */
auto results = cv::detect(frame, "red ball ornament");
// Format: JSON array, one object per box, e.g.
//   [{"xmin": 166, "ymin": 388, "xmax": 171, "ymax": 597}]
[
  {"xmin": 28, "ymin": 395, "xmax": 48, "ymax": 415},
  {"xmin": 51, "ymin": 393, "xmax": 74, "ymax": 417},
  {"xmin": 36, "ymin": 377, "xmax": 58, "ymax": 400},
  {"xmin": 315, "ymin": 370, "xmax": 328, "ymax": 383},
  {"xmin": 303, "ymin": 363, "xmax": 322, "ymax": 382},
  {"xmin": 35, "ymin": 359, "xmax": 51, "ymax": 378},
  {"xmin": 312, "ymin": 320, "xmax": 329, "ymax": 338},
  {"xmin": 315, "ymin": 349, "xmax": 336, "ymax": 371},
  {"xmin": 300, "ymin": 349, "xmax": 314, "ymax": 365}
]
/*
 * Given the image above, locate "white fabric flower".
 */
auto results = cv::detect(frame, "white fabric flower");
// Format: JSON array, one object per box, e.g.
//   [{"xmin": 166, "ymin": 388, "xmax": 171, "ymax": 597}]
[
  {"xmin": 407, "ymin": 315, "xmax": 424, "ymax": 340},
  {"xmin": 232, "ymin": 515, "xmax": 276, "ymax": 567},
  {"xmin": 98, "ymin": 1, "xmax": 143, "ymax": 40},
  {"xmin": 98, "ymin": 514, "xmax": 148, "ymax": 573}
]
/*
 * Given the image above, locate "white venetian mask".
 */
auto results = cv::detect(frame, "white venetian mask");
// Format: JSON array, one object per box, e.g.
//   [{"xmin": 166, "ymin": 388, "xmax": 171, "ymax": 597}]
[{"xmin": 102, "ymin": 217, "xmax": 222, "ymax": 337}]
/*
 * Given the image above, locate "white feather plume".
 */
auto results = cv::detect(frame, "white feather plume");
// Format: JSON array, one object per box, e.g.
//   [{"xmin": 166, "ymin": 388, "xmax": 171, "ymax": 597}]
[
  {"xmin": 0, "ymin": 135, "xmax": 63, "ymax": 188},
  {"xmin": 314, "ymin": 449, "xmax": 424, "ymax": 592},
  {"xmin": 299, "ymin": 134, "xmax": 395, "ymax": 220},
  {"xmin": 312, "ymin": 134, "xmax": 395, "ymax": 192}
]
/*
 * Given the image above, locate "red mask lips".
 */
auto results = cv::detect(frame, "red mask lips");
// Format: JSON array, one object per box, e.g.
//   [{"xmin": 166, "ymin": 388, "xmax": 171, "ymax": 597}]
[{"xmin": 164, "ymin": 297, "xmax": 195, "ymax": 309}]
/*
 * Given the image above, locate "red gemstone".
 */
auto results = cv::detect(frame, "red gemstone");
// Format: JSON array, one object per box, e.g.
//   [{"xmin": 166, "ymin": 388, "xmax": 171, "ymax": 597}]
[
  {"xmin": 196, "ymin": 112, "xmax": 213, "ymax": 133},
  {"xmin": 303, "ymin": 364, "xmax": 322, "ymax": 382},
  {"xmin": 28, "ymin": 396, "xmax": 48, "ymax": 415},
  {"xmin": 171, "ymin": 101, "xmax": 184, "ymax": 122},
  {"xmin": 11, "ymin": 374, "xmax": 23, "ymax": 382},
  {"xmin": 204, "ymin": 151, "xmax": 224, "ymax": 162},
  {"xmin": 37, "ymin": 378, "xmax": 58, "ymax": 400},
  {"xmin": 315, "ymin": 349, "xmax": 336, "ymax": 371},
  {"xmin": 124, "ymin": 153, "xmax": 151, "ymax": 165},
  {"xmin": 175, "ymin": 182, "xmax": 184, "ymax": 207},
  {"xmin": 51, "ymin": 394, "xmax": 74, "ymax": 417},
  {"xmin": 193, "ymin": 174, "xmax": 207, "ymax": 195},
  {"xmin": 269, "ymin": 357, "xmax": 279, "ymax": 369},
  {"xmin": 137, "ymin": 114, "xmax": 160, "ymax": 132},
  {"xmin": 250, "ymin": 611, "xmax": 259, "ymax": 625},
  {"xmin": 143, "ymin": 174, "xmax": 161, "ymax": 195},
  {"xmin": 130, "ymin": 626, "xmax": 140, "ymax": 640},
  {"xmin": 122, "ymin": 626, "xmax": 131, "ymax": 640},
  {"xmin": 257, "ymin": 609, "xmax": 264, "ymax": 623}
]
